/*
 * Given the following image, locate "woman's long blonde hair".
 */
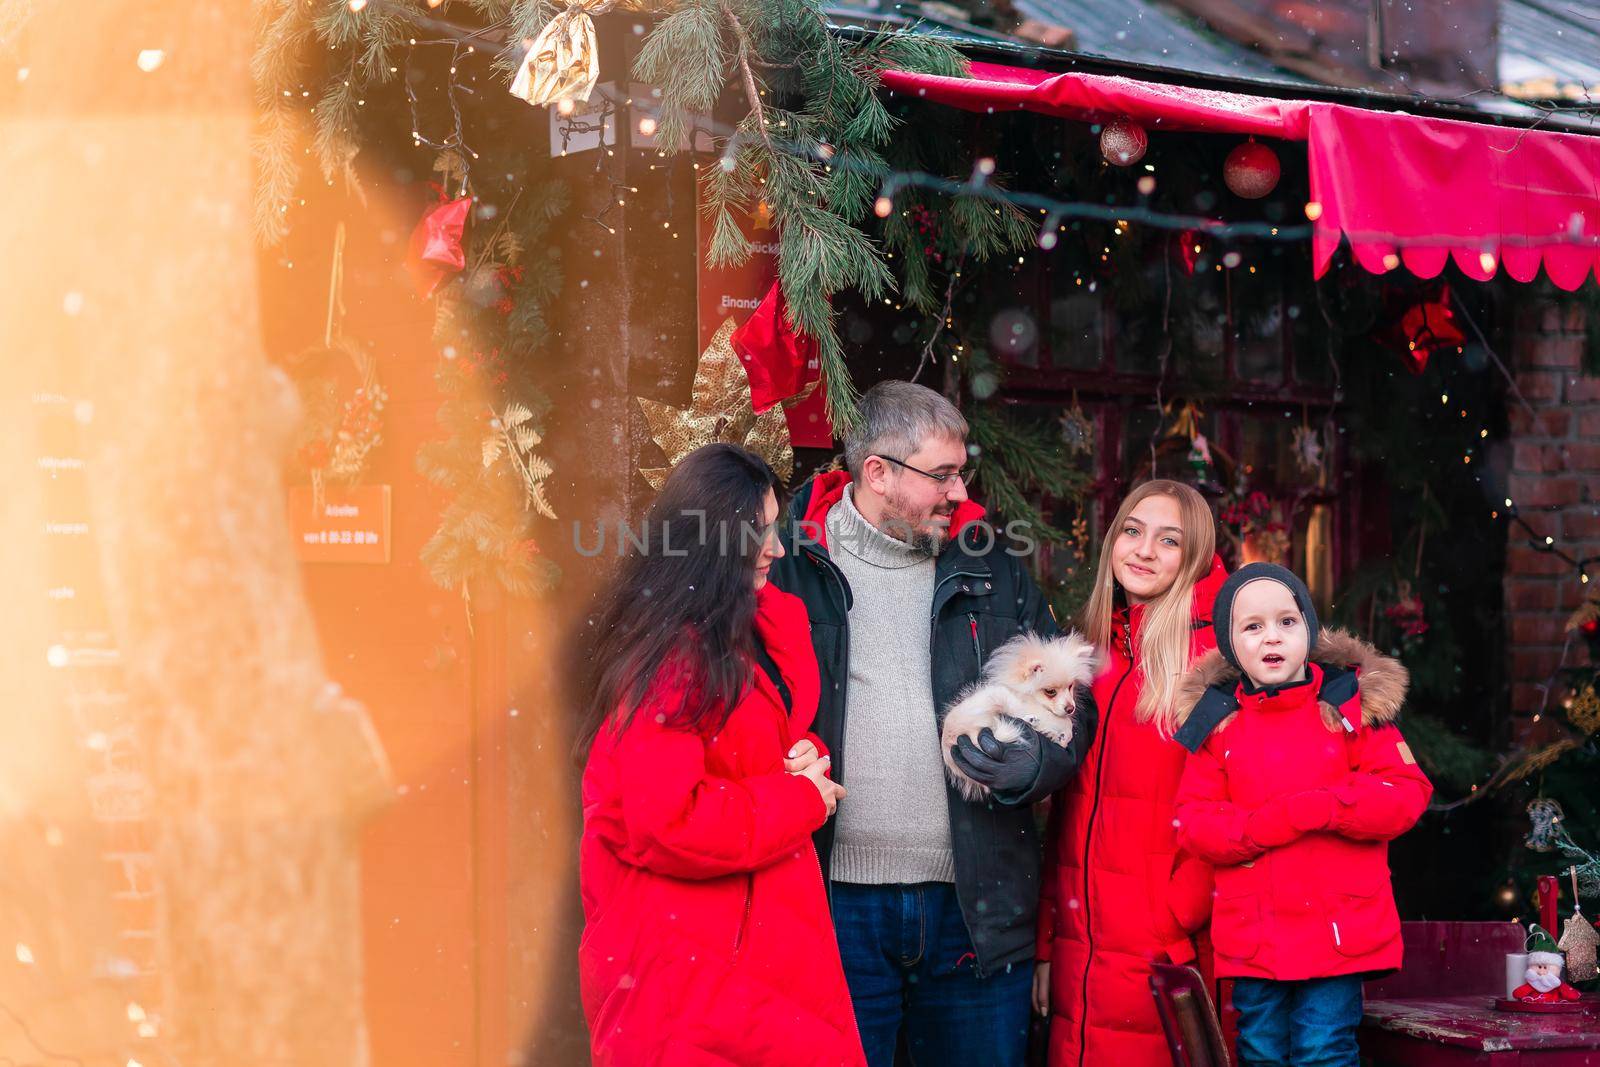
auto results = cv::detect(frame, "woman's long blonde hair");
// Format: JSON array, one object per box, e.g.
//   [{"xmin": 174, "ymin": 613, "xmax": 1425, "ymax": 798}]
[{"xmin": 1082, "ymin": 480, "xmax": 1217, "ymax": 735}]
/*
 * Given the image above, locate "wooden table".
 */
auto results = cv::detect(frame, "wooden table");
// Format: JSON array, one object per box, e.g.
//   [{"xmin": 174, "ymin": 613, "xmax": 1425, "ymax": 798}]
[{"xmin": 1361, "ymin": 994, "xmax": 1600, "ymax": 1065}]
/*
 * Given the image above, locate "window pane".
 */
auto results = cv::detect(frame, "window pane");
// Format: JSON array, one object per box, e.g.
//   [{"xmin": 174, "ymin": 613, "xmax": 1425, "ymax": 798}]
[
  {"xmin": 1232, "ymin": 267, "xmax": 1284, "ymax": 383},
  {"xmin": 990, "ymin": 305, "xmax": 1042, "ymax": 368},
  {"xmin": 1292, "ymin": 307, "xmax": 1335, "ymax": 386},
  {"xmin": 1049, "ymin": 292, "xmax": 1103, "ymax": 370},
  {"xmin": 1179, "ymin": 272, "xmax": 1227, "ymax": 380},
  {"xmin": 1121, "ymin": 403, "xmax": 1219, "ymax": 485},
  {"xmin": 1112, "ymin": 309, "xmax": 1162, "ymax": 375}
]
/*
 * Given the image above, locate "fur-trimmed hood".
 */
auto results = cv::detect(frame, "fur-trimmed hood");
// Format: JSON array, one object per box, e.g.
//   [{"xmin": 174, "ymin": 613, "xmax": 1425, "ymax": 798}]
[{"xmin": 1175, "ymin": 627, "xmax": 1409, "ymax": 734}]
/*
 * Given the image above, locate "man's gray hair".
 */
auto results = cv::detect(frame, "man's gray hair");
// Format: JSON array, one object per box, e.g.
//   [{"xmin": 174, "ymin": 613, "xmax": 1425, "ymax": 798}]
[{"xmin": 843, "ymin": 381, "xmax": 969, "ymax": 479}]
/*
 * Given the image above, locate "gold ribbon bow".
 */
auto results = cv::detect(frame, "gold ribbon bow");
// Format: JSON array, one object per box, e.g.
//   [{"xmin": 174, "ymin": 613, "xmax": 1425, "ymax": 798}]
[
  {"xmin": 510, "ymin": 0, "xmax": 613, "ymax": 107},
  {"xmin": 510, "ymin": 0, "xmax": 678, "ymax": 107}
]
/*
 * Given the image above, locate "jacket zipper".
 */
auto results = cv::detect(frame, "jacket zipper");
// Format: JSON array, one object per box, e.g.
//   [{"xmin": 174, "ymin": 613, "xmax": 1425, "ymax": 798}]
[
  {"xmin": 733, "ymin": 873, "xmax": 754, "ymax": 957},
  {"xmin": 930, "ymin": 569, "xmax": 986, "ymax": 638},
  {"xmin": 1076, "ymin": 629, "xmax": 1135, "ymax": 1067},
  {"xmin": 969, "ymin": 613, "xmax": 982, "ymax": 661},
  {"xmin": 808, "ymin": 545, "xmax": 850, "ymax": 913},
  {"xmin": 930, "ymin": 565, "xmax": 988, "ymax": 975},
  {"xmin": 806, "ymin": 545, "xmax": 852, "ymax": 788}
]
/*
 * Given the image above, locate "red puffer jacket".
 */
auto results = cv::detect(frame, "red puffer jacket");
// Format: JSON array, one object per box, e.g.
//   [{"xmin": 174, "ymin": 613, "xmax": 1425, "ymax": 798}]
[
  {"xmin": 578, "ymin": 583, "xmax": 866, "ymax": 1066},
  {"xmin": 1173, "ymin": 630, "xmax": 1432, "ymax": 981},
  {"xmin": 1038, "ymin": 557, "xmax": 1228, "ymax": 1067}
]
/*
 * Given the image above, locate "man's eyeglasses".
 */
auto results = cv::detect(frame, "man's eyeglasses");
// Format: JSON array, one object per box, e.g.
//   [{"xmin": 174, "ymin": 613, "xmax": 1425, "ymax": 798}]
[{"xmin": 878, "ymin": 454, "xmax": 980, "ymax": 486}]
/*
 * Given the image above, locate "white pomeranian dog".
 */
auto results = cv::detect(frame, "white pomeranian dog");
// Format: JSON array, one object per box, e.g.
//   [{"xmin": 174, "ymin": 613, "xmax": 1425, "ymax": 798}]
[{"xmin": 941, "ymin": 631, "xmax": 1099, "ymax": 800}]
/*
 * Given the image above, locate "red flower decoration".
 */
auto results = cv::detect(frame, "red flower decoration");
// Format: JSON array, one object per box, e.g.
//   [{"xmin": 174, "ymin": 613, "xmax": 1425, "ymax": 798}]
[{"xmin": 506, "ymin": 539, "xmax": 543, "ymax": 564}]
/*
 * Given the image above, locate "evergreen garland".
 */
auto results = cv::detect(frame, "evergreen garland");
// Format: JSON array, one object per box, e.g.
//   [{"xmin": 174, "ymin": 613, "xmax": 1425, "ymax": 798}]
[
  {"xmin": 636, "ymin": 5, "xmax": 981, "ymax": 431},
  {"xmin": 252, "ymin": 2, "xmax": 568, "ymax": 600},
  {"xmin": 415, "ymin": 155, "xmax": 567, "ymax": 599},
  {"xmin": 251, "ymin": 0, "xmax": 414, "ymax": 245}
]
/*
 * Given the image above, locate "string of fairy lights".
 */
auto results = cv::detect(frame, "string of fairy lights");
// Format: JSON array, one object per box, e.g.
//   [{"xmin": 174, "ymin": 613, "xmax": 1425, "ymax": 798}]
[{"xmin": 374, "ymin": 2, "xmax": 1600, "ymax": 804}]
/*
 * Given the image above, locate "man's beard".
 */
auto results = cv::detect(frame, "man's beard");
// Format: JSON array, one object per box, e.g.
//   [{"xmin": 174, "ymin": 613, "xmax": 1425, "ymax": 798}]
[
  {"xmin": 1525, "ymin": 968, "xmax": 1562, "ymax": 992},
  {"xmin": 882, "ymin": 489, "xmax": 954, "ymax": 554}
]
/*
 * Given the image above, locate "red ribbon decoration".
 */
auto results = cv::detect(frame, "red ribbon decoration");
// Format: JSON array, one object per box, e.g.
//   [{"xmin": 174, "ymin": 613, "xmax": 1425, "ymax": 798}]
[{"xmin": 406, "ymin": 194, "xmax": 473, "ymax": 298}]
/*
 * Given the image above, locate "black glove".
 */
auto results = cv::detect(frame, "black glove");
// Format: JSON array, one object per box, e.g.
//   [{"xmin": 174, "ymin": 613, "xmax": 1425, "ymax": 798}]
[{"xmin": 950, "ymin": 725, "xmax": 1045, "ymax": 799}]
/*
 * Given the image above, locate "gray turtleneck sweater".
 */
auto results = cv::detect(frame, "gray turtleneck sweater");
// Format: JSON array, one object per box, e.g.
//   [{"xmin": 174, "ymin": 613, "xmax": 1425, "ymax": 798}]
[{"xmin": 825, "ymin": 487, "xmax": 954, "ymax": 885}]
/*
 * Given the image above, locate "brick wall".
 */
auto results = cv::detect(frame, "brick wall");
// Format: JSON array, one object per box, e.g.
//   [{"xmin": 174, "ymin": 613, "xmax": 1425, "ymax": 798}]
[{"xmin": 1505, "ymin": 299, "xmax": 1599, "ymax": 739}]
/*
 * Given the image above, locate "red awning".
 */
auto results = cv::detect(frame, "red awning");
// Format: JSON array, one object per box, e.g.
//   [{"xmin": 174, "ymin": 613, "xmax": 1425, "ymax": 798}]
[{"xmin": 880, "ymin": 62, "xmax": 1600, "ymax": 290}]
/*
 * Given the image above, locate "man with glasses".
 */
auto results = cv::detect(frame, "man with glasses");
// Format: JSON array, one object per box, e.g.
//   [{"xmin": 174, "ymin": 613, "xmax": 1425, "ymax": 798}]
[{"xmin": 770, "ymin": 380, "xmax": 1096, "ymax": 1067}]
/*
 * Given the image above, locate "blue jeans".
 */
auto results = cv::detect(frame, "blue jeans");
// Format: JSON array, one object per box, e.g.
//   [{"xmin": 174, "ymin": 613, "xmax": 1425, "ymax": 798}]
[
  {"xmin": 1232, "ymin": 975, "xmax": 1364, "ymax": 1067},
  {"xmin": 831, "ymin": 881, "xmax": 1031, "ymax": 1067}
]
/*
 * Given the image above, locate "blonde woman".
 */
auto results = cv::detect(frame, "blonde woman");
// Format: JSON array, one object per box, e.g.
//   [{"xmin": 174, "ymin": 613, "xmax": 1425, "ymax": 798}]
[{"xmin": 1033, "ymin": 479, "xmax": 1227, "ymax": 1067}]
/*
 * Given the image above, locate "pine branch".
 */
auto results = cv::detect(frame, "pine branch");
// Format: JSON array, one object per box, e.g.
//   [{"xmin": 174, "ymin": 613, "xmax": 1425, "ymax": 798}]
[
  {"xmin": 313, "ymin": 66, "xmax": 365, "ymax": 196},
  {"xmin": 493, "ymin": 0, "xmax": 553, "ymax": 76},
  {"xmin": 355, "ymin": 4, "xmax": 412, "ymax": 82},
  {"xmin": 870, "ymin": 31, "xmax": 969, "ymax": 78},
  {"xmin": 251, "ymin": 0, "xmax": 313, "ymax": 98},
  {"xmin": 634, "ymin": 0, "xmax": 727, "ymax": 149},
  {"xmin": 252, "ymin": 98, "xmax": 302, "ymax": 247},
  {"xmin": 721, "ymin": 1, "xmax": 774, "ymax": 155},
  {"xmin": 951, "ymin": 192, "xmax": 1032, "ymax": 261},
  {"xmin": 636, "ymin": 5, "xmax": 977, "ymax": 429},
  {"xmin": 966, "ymin": 405, "xmax": 1089, "ymax": 549},
  {"xmin": 312, "ymin": 0, "xmax": 367, "ymax": 48},
  {"xmin": 707, "ymin": 207, "xmax": 755, "ymax": 268}
]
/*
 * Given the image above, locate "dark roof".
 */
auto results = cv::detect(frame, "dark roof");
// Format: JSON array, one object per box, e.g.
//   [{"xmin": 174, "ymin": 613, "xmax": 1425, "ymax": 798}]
[
  {"xmin": 1500, "ymin": 0, "xmax": 1600, "ymax": 102},
  {"xmin": 1007, "ymin": 0, "xmax": 1307, "ymax": 83},
  {"xmin": 827, "ymin": 0, "xmax": 1600, "ymax": 131}
]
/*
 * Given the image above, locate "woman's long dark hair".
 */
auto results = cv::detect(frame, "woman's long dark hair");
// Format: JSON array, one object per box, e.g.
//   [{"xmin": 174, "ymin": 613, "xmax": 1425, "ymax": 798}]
[{"xmin": 573, "ymin": 443, "xmax": 781, "ymax": 760}]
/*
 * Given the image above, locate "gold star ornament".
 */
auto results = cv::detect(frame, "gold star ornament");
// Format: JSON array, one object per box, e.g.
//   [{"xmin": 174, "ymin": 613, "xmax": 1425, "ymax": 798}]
[{"xmin": 636, "ymin": 317, "xmax": 794, "ymax": 490}]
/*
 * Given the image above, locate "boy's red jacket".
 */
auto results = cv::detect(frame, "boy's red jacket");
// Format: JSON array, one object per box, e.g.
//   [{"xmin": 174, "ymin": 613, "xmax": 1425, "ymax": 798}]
[
  {"xmin": 1173, "ymin": 629, "xmax": 1432, "ymax": 981},
  {"xmin": 578, "ymin": 583, "xmax": 865, "ymax": 1065}
]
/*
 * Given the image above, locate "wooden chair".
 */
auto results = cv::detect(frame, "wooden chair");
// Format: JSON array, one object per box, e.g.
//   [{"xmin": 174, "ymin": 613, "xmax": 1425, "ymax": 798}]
[{"xmin": 1150, "ymin": 961, "xmax": 1231, "ymax": 1067}]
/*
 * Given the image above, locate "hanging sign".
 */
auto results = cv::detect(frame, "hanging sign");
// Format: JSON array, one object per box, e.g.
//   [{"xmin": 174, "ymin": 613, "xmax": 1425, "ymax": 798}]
[{"xmin": 290, "ymin": 485, "xmax": 392, "ymax": 564}]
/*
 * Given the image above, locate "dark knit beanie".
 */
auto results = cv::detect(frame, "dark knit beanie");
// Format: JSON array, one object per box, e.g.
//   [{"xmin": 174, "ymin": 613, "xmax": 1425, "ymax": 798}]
[{"xmin": 1212, "ymin": 562, "xmax": 1320, "ymax": 673}]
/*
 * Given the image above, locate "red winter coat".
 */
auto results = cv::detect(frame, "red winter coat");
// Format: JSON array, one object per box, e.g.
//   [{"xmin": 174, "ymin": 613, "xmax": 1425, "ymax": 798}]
[
  {"xmin": 1038, "ymin": 557, "xmax": 1228, "ymax": 1067},
  {"xmin": 1173, "ymin": 630, "xmax": 1433, "ymax": 982},
  {"xmin": 578, "ymin": 583, "xmax": 866, "ymax": 1066}
]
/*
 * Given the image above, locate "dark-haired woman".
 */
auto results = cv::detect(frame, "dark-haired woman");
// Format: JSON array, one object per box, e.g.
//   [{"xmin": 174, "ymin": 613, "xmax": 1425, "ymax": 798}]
[{"xmin": 576, "ymin": 443, "xmax": 865, "ymax": 1066}]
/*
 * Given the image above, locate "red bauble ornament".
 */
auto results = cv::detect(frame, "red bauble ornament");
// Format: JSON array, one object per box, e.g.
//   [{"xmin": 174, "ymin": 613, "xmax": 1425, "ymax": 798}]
[
  {"xmin": 406, "ymin": 195, "xmax": 474, "ymax": 298},
  {"xmin": 1100, "ymin": 117, "xmax": 1148, "ymax": 167},
  {"xmin": 1224, "ymin": 139, "xmax": 1280, "ymax": 199}
]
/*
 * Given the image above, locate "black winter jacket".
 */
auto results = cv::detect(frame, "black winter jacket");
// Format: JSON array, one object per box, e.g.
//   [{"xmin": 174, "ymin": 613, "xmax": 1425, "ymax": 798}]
[{"xmin": 768, "ymin": 470, "xmax": 1096, "ymax": 975}]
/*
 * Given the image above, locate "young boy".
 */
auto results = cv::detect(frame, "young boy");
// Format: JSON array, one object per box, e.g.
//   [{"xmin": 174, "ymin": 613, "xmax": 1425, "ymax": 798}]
[{"xmin": 1172, "ymin": 563, "xmax": 1432, "ymax": 1067}]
